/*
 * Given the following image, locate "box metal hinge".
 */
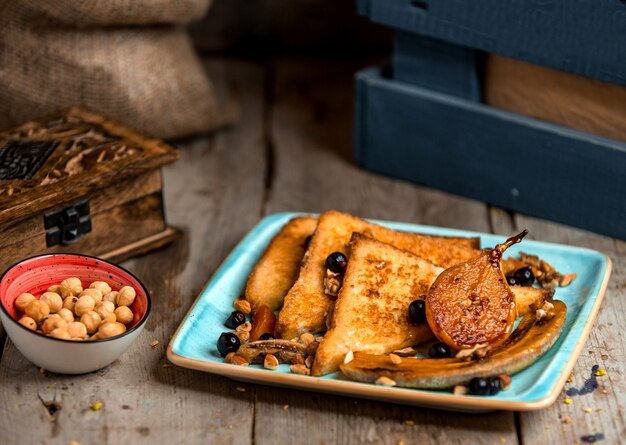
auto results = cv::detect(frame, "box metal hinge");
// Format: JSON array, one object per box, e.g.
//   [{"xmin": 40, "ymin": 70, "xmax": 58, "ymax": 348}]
[{"xmin": 44, "ymin": 199, "xmax": 92, "ymax": 247}]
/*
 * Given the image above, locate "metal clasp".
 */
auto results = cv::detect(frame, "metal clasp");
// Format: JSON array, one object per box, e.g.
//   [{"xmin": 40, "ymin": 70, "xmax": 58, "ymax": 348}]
[{"xmin": 44, "ymin": 199, "xmax": 92, "ymax": 246}]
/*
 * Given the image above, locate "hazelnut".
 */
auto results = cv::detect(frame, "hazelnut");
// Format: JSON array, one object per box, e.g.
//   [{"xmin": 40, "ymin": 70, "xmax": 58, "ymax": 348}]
[
  {"xmin": 60, "ymin": 277, "xmax": 83, "ymax": 297},
  {"xmin": 264, "ymin": 354, "xmax": 280, "ymax": 370},
  {"xmin": 50, "ymin": 327, "xmax": 71, "ymax": 340},
  {"xmin": 18, "ymin": 316, "xmax": 37, "ymax": 330},
  {"xmin": 46, "ymin": 284, "xmax": 61, "ymax": 294},
  {"xmin": 42, "ymin": 315, "xmax": 68, "ymax": 334},
  {"xmin": 74, "ymin": 295, "xmax": 95, "ymax": 317},
  {"xmin": 94, "ymin": 301, "xmax": 115, "ymax": 319},
  {"xmin": 40, "ymin": 292, "xmax": 63, "ymax": 313},
  {"xmin": 114, "ymin": 306, "xmax": 133, "ymax": 325},
  {"xmin": 116, "ymin": 286, "xmax": 136, "ymax": 307},
  {"xmin": 67, "ymin": 321, "xmax": 88, "ymax": 340},
  {"xmin": 15, "ymin": 293, "xmax": 36, "ymax": 312},
  {"xmin": 62, "ymin": 296, "xmax": 78, "ymax": 312},
  {"xmin": 80, "ymin": 310, "xmax": 101, "ymax": 334},
  {"xmin": 97, "ymin": 322, "xmax": 126, "ymax": 339},
  {"xmin": 25, "ymin": 299, "xmax": 50, "ymax": 323},
  {"xmin": 57, "ymin": 308, "xmax": 75, "ymax": 323},
  {"xmin": 79, "ymin": 288, "xmax": 103, "ymax": 303},
  {"xmin": 102, "ymin": 291, "xmax": 118, "ymax": 304},
  {"xmin": 101, "ymin": 313, "xmax": 116, "ymax": 324},
  {"xmin": 89, "ymin": 281, "xmax": 112, "ymax": 295},
  {"xmin": 234, "ymin": 299, "xmax": 251, "ymax": 315}
]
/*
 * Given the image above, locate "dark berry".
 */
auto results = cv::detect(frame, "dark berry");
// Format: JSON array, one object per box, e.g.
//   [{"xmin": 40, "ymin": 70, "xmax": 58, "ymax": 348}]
[
  {"xmin": 224, "ymin": 311, "xmax": 246, "ymax": 329},
  {"xmin": 428, "ymin": 342, "xmax": 451, "ymax": 358},
  {"xmin": 488, "ymin": 376, "xmax": 501, "ymax": 395},
  {"xmin": 468, "ymin": 377, "xmax": 490, "ymax": 396},
  {"xmin": 506, "ymin": 276, "xmax": 518, "ymax": 286},
  {"xmin": 408, "ymin": 299, "xmax": 426, "ymax": 323},
  {"xmin": 217, "ymin": 332, "xmax": 240, "ymax": 356},
  {"xmin": 259, "ymin": 333, "xmax": 274, "ymax": 340},
  {"xmin": 513, "ymin": 267, "xmax": 535, "ymax": 287},
  {"xmin": 326, "ymin": 252, "xmax": 348, "ymax": 273}
]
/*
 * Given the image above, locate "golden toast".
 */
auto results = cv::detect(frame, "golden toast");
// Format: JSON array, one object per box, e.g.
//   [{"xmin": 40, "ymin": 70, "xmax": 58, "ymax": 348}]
[
  {"xmin": 276, "ymin": 210, "xmax": 482, "ymax": 339},
  {"xmin": 245, "ymin": 216, "xmax": 318, "ymax": 312},
  {"xmin": 312, "ymin": 234, "xmax": 443, "ymax": 376}
]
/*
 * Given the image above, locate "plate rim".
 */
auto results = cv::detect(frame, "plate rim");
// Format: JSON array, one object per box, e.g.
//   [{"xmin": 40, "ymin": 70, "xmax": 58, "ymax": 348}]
[{"xmin": 166, "ymin": 212, "xmax": 612, "ymax": 412}]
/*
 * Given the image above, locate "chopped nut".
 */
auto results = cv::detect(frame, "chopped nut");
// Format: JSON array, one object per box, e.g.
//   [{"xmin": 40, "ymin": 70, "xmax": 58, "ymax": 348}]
[
  {"xmin": 230, "ymin": 355, "xmax": 249, "ymax": 366},
  {"xmin": 559, "ymin": 273, "xmax": 577, "ymax": 287},
  {"xmin": 290, "ymin": 364, "xmax": 310, "ymax": 375},
  {"xmin": 392, "ymin": 347, "xmax": 418, "ymax": 357},
  {"xmin": 291, "ymin": 354, "xmax": 305, "ymax": 366},
  {"xmin": 299, "ymin": 333, "xmax": 315, "ymax": 346},
  {"xmin": 567, "ymin": 373, "xmax": 574, "ymax": 383},
  {"xmin": 375, "ymin": 376, "xmax": 396, "ymax": 387},
  {"xmin": 235, "ymin": 387, "xmax": 246, "ymax": 392},
  {"xmin": 234, "ymin": 330, "xmax": 250, "ymax": 343},
  {"xmin": 282, "ymin": 404, "xmax": 289, "ymax": 411},
  {"xmin": 455, "ymin": 343, "xmax": 491, "ymax": 361},
  {"xmin": 234, "ymin": 299, "xmax": 251, "ymax": 315},
  {"xmin": 305, "ymin": 356, "xmax": 314, "ymax": 368},
  {"xmin": 305, "ymin": 341, "xmax": 320, "ymax": 356},
  {"xmin": 236, "ymin": 321, "xmax": 252, "ymax": 332},
  {"xmin": 264, "ymin": 354, "xmax": 279, "ymax": 370},
  {"xmin": 344, "ymin": 350, "xmax": 354, "ymax": 364},
  {"xmin": 150, "ymin": 340, "xmax": 159, "ymax": 347},
  {"xmin": 498, "ymin": 374, "xmax": 512, "ymax": 390},
  {"xmin": 389, "ymin": 354, "xmax": 402, "ymax": 365},
  {"xmin": 224, "ymin": 352, "xmax": 236, "ymax": 363},
  {"xmin": 453, "ymin": 385, "xmax": 469, "ymax": 395},
  {"xmin": 563, "ymin": 416, "xmax": 571, "ymax": 424},
  {"xmin": 584, "ymin": 407, "xmax": 592, "ymax": 413},
  {"xmin": 536, "ymin": 301, "xmax": 555, "ymax": 321},
  {"xmin": 404, "ymin": 420, "xmax": 414, "ymax": 426}
]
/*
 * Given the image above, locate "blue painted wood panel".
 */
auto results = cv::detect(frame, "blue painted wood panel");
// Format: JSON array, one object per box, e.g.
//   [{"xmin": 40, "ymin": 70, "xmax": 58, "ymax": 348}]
[
  {"xmin": 354, "ymin": 67, "xmax": 626, "ymax": 240},
  {"xmin": 358, "ymin": 0, "xmax": 626, "ymax": 88},
  {"xmin": 393, "ymin": 31, "xmax": 482, "ymax": 100}
]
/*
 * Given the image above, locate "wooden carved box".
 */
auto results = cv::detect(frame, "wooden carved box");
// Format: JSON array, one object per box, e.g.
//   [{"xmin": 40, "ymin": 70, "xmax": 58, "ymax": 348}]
[{"xmin": 0, "ymin": 107, "xmax": 180, "ymax": 273}]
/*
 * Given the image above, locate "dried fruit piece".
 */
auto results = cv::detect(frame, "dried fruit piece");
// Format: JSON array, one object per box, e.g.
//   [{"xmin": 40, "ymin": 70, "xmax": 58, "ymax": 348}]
[{"xmin": 249, "ymin": 304, "xmax": 276, "ymax": 342}]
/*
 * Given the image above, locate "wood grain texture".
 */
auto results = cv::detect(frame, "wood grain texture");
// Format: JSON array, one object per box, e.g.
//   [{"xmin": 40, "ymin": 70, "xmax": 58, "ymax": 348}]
[
  {"xmin": 490, "ymin": 209, "xmax": 626, "ymax": 445},
  {"xmin": 485, "ymin": 55, "xmax": 626, "ymax": 143},
  {"xmin": 360, "ymin": 0, "xmax": 626, "ymax": 88},
  {"xmin": 255, "ymin": 58, "xmax": 516, "ymax": 445},
  {"xmin": 0, "ymin": 59, "xmax": 265, "ymax": 445}
]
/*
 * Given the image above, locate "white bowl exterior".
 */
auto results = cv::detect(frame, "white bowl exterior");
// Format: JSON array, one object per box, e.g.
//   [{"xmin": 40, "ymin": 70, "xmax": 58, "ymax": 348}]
[{"xmin": 1, "ymin": 310, "xmax": 145, "ymax": 374}]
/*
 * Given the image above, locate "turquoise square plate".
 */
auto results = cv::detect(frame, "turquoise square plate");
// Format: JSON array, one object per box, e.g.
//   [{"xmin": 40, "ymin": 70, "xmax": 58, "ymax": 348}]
[{"xmin": 167, "ymin": 213, "xmax": 611, "ymax": 412}]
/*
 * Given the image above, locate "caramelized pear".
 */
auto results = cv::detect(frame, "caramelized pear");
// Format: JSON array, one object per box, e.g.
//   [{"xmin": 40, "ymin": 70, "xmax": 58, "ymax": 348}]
[{"xmin": 425, "ymin": 230, "xmax": 528, "ymax": 350}]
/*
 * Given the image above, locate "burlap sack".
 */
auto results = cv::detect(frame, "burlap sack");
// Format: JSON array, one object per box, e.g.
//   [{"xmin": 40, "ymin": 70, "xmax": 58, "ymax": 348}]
[
  {"xmin": 12, "ymin": 0, "xmax": 212, "ymax": 27},
  {"xmin": 0, "ymin": 2, "xmax": 227, "ymax": 139}
]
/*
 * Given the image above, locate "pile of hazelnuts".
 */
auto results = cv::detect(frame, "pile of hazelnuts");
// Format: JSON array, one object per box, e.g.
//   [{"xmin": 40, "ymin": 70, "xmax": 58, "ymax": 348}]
[{"xmin": 14, "ymin": 277, "xmax": 137, "ymax": 341}]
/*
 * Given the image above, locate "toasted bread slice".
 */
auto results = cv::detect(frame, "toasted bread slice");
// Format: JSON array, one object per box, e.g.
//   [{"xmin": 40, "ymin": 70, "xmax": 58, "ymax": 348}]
[
  {"xmin": 311, "ymin": 234, "xmax": 443, "ymax": 376},
  {"xmin": 276, "ymin": 210, "xmax": 481, "ymax": 338},
  {"xmin": 245, "ymin": 216, "xmax": 318, "ymax": 312}
]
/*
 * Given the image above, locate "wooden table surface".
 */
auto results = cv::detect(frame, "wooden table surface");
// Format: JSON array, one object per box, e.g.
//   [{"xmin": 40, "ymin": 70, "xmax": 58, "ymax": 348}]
[{"xmin": 0, "ymin": 58, "xmax": 624, "ymax": 445}]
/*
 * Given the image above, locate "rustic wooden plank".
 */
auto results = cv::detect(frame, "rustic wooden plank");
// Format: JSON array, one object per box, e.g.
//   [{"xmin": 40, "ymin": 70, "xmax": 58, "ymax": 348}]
[
  {"xmin": 255, "ymin": 57, "xmax": 517, "ymax": 445},
  {"xmin": 0, "ymin": 59, "xmax": 266, "ymax": 445},
  {"xmin": 490, "ymin": 210, "xmax": 626, "ymax": 445},
  {"xmin": 485, "ymin": 54, "xmax": 626, "ymax": 143}
]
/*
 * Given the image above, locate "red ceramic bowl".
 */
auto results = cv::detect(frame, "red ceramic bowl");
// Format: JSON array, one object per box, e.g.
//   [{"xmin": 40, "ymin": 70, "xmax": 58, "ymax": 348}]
[{"xmin": 0, "ymin": 254, "xmax": 151, "ymax": 374}]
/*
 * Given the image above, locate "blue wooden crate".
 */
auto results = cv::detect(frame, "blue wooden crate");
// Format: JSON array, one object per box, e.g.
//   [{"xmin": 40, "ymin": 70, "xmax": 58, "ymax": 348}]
[
  {"xmin": 354, "ymin": 67, "xmax": 626, "ymax": 240},
  {"xmin": 358, "ymin": 0, "xmax": 626, "ymax": 87}
]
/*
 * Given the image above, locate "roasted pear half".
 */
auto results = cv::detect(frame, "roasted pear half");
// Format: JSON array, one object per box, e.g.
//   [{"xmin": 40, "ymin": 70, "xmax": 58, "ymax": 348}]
[
  {"xmin": 340, "ymin": 300, "xmax": 566, "ymax": 389},
  {"xmin": 426, "ymin": 230, "xmax": 528, "ymax": 350}
]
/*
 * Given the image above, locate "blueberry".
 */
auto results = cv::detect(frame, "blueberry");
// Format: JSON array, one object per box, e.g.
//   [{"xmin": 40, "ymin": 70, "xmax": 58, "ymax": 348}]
[
  {"xmin": 468, "ymin": 377, "xmax": 501, "ymax": 396},
  {"xmin": 506, "ymin": 276, "xmax": 518, "ymax": 286},
  {"xmin": 217, "ymin": 332, "xmax": 240, "ymax": 356},
  {"xmin": 259, "ymin": 333, "xmax": 274, "ymax": 340},
  {"xmin": 513, "ymin": 267, "xmax": 535, "ymax": 287},
  {"xmin": 428, "ymin": 342, "xmax": 451, "ymax": 358},
  {"xmin": 488, "ymin": 376, "xmax": 501, "ymax": 395},
  {"xmin": 408, "ymin": 299, "xmax": 426, "ymax": 323},
  {"xmin": 326, "ymin": 252, "xmax": 348, "ymax": 273},
  {"xmin": 224, "ymin": 311, "xmax": 246, "ymax": 329},
  {"xmin": 468, "ymin": 377, "xmax": 490, "ymax": 396}
]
